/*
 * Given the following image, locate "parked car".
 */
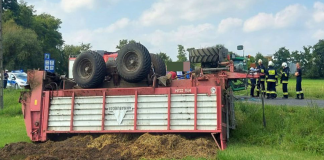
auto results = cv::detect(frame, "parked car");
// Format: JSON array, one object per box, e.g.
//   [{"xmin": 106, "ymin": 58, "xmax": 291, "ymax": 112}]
[{"xmin": 7, "ymin": 70, "xmax": 28, "ymax": 89}]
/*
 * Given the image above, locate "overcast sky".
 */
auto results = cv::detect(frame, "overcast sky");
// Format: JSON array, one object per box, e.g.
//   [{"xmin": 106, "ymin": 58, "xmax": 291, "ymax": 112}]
[{"xmin": 27, "ymin": 0, "xmax": 324, "ymax": 60}]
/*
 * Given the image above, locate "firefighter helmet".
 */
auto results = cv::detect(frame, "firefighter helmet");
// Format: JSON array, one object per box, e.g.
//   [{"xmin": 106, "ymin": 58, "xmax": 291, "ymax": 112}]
[
  {"xmin": 268, "ymin": 61, "xmax": 274, "ymax": 67},
  {"xmin": 258, "ymin": 59, "xmax": 262, "ymax": 64},
  {"xmin": 282, "ymin": 62, "xmax": 287, "ymax": 68}
]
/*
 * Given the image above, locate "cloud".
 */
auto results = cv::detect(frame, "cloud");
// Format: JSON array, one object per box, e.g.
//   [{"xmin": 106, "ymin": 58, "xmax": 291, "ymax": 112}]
[
  {"xmin": 94, "ymin": 18, "xmax": 130, "ymax": 33},
  {"xmin": 313, "ymin": 1, "xmax": 324, "ymax": 23},
  {"xmin": 217, "ymin": 18, "xmax": 243, "ymax": 33},
  {"xmin": 60, "ymin": 0, "xmax": 94, "ymax": 13},
  {"xmin": 142, "ymin": 23, "xmax": 215, "ymax": 48},
  {"xmin": 140, "ymin": 0, "xmax": 257, "ymax": 26},
  {"xmin": 243, "ymin": 4, "xmax": 307, "ymax": 32},
  {"xmin": 313, "ymin": 29, "xmax": 324, "ymax": 39},
  {"xmin": 60, "ymin": 0, "xmax": 119, "ymax": 13}
]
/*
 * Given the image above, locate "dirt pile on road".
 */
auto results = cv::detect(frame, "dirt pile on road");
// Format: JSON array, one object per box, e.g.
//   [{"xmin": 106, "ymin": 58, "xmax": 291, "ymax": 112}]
[{"xmin": 0, "ymin": 133, "xmax": 217, "ymax": 160}]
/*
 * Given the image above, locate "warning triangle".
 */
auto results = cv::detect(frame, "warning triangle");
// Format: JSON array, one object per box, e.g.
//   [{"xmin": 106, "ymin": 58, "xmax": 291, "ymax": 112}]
[{"xmin": 113, "ymin": 110, "xmax": 127, "ymax": 125}]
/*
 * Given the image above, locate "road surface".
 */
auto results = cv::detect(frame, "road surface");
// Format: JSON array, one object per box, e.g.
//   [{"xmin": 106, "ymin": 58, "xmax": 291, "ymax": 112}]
[{"xmin": 236, "ymin": 96, "xmax": 324, "ymax": 107}]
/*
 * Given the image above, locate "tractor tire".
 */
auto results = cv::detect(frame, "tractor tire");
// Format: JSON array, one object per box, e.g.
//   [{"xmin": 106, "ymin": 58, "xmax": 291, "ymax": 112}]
[
  {"xmin": 150, "ymin": 53, "xmax": 166, "ymax": 76},
  {"xmin": 106, "ymin": 60, "xmax": 117, "ymax": 75},
  {"xmin": 189, "ymin": 47, "xmax": 228, "ymax": 63},
  {"xmin": 73, "ymin": 51, "xmax": 106, "ymax": 88},
  {"xmin": 116, "ymin": 42, "xmax": 151, "ymax": 83}
]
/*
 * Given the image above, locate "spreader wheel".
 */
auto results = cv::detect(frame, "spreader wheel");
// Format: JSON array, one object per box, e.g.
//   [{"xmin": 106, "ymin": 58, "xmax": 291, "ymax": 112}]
[
  {"xmin": 116, "ymin": 42, "xmax": 151, "ymax": 83},
  {"xmin": 72, "ymin": 51, "xmax": 106, "ymax": 88}
]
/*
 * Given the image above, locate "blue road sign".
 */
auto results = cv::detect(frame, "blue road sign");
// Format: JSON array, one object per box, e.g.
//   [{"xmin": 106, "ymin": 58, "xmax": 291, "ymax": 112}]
[{"xmin": 44, "ymin": 53, "xmax": 55, "ymax": 73}]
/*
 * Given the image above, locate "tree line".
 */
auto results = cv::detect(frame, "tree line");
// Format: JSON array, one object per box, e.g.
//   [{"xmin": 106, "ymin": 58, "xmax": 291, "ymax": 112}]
[
  {"xmin": 252, "ymin": 40, "xmax": 324, "ymax": 78},
  {"xmin": 3, "ymin": 1, "xmax": 323, "ymax": 78},
  {"xmin": 2, "ymin": 0, "xmax": 90, "ymax": 75}
]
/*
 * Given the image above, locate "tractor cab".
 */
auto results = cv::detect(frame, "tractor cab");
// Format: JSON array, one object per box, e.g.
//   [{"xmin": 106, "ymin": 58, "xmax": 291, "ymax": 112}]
[{"xmin": 228, "ymin": 53, "xmax": 248, "ymax": 73}]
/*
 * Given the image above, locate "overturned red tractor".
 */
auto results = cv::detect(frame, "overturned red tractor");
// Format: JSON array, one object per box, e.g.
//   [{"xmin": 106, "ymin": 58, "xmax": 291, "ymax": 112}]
[{"xmin": 19, "ymin": 42, "xmax": 262, "ymax": 150}]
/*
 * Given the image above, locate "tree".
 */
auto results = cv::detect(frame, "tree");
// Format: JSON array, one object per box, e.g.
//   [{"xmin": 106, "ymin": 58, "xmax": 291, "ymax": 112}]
[
  {"xmin": 177, "ymin": 45, "xmax": 187, "ymax": 62},
  {"xmin": 255, "ymin": 52, "xmax": 269, "ymax": 68},
  {"xmin": 116, "ymin": 39, "xmax": 136, "ymax": 50},
  {"xmin": 2, "ymin": 1, "xmax": 65, "ymax": 73},
  {"xmin": 247, "ymin": 55, "xmax": 255, "ymax": 69},
  {"xmin": 3, "ymin": 20, "xmax": 42, "ymax": 70},
  {"xmin": 273, "ymin": 47, "xmax": 291, "ymax": 71},
  {"xmin": 156, "ymin": 52, "xmax": 172, "ymax": 65},
  {"xmin": 310, "ymin": 40, "xmax": 324, "ymax": 78}
]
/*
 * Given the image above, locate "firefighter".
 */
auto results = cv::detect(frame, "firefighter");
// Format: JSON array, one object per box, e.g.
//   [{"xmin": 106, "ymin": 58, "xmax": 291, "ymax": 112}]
[
  {"xmin": 280, "ymin": 62, "xmax": 289, "ymax": 99},
  {"xmin": 266, "ymin": 61, "xmax": 277, "ymax": 99},
  {"xmin": 256, "ymin": 59, "xmax": 266, "ymax": 97},
  {"xmin": 250, "ymin": 67, "xmax": 256, "ymax": 97},
  {"xmin": 295, "ymin": 62, "xmax": 304, "ymax": 99}
]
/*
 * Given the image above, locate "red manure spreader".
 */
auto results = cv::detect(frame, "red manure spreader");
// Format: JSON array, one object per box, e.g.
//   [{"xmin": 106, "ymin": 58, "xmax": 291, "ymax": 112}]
[{"xmin": 19, "ymin": 42, "xmax": 261, "ymax": 150}]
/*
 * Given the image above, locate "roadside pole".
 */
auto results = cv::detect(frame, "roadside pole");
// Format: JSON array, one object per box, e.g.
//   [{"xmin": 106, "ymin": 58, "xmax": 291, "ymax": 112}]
[{"xmin": 0, "ymin": 0, "xmax": 3, "ymax": 109}]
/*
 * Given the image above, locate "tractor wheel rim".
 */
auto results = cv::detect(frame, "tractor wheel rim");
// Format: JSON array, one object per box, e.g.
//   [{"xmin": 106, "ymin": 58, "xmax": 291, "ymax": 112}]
[
  {"xmin": 123, "ymin": 52, "xmax": 139, "ymax": 72},
  {"xmin": 78, "ymin": 59, "xmax": 93, "ymax": 79}
]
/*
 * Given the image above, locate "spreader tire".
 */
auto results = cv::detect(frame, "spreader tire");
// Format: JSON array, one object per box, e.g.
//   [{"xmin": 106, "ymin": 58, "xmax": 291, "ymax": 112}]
[
  {"xmin": 73, "ymin": 51, "xmax": 106, "ymax": 88},
  {"xmin": 150, "ymin": 53, "xmax": 166, "ymax": 76},
  {"xmin": 116, "ymin": 42, "xmax": 151, "ymax": 83}
]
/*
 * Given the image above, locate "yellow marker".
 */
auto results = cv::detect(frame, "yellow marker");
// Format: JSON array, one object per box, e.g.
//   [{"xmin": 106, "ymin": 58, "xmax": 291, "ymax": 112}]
[{"xmin": 34, "ymin": 100, "xmax": 37, "ymax": 105}]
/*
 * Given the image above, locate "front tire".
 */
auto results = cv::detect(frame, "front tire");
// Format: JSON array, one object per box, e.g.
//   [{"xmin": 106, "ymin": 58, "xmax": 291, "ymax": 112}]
[
  {"xmin": 116, "ymin": 42, "xmax": 151, "ymax": 83},
  {"xmin": 72, "ymin": 51, "xmax": 106, "ymax": 88}
]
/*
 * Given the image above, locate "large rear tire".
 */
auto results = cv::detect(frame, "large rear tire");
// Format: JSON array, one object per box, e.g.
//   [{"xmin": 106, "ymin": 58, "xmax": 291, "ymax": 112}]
[
  {"xmin": 116, "ymin": 42, "xmax": 151, "ymax": 83},
  {"xmin": 73, "ymin": 51, "xmax": 106, "ymax": 88},
  {"xmin": 189, "ymin": 47, "xmax": 228, "ymax": 63},
  {"xmin": 150, "ymin": 53, "xmax": 166, "ymax": 76}
]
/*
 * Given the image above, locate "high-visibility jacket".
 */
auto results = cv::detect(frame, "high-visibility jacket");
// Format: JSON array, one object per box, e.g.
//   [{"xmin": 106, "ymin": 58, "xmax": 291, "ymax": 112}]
[
  {"xmin": 266, "ymin": 66, "xmax": 277, "ymax": 82},
  {"xmin": 257, "ymin": 64, "xmax": 266, "ymax": 81},
  {"xmin": 281, "ymin": 67, "xmax": 289, "ymax": 83}
]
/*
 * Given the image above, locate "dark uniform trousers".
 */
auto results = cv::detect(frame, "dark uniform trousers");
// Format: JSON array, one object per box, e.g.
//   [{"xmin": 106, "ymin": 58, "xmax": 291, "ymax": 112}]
[
  {"xmin": 296, "ymin": 79, "xmax": 304, "ymax": 98},
  {"xmin": 250, "ymin": 78, "xmax": 256, "ymax": 96},
  {"xmin": 282, "ymin": 83, "xmax": 288, "ymax": 98},
  {"xmin": 281, "ymin": 68, "xmax": 289, "ymax": 98},
  {"xmin": 256, "ymin": 79, "xmax": 266, "ymax": 96},
  {"xmin": 266, "ymin": 68, "xmax": 277, "ymax": 99}
]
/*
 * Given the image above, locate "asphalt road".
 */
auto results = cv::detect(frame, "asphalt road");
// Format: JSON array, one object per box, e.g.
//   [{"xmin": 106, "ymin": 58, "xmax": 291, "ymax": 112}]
[{"xmin": 236, "ymin": 96, "xmax": 324, "ymax": 107}]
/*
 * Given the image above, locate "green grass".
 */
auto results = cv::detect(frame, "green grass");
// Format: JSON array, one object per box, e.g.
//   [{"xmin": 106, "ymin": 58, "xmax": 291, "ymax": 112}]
[
  {"xmin": 235, "ymin": 78, "xmax": 324, "ymax": 99},
  {"xmin": 0, "ymin": 115, "xmax": 30, "ymax": 148},
  {"xmin": 217, "ymin": 144, "xmax": 324, "ymax": 160},
  {"xmin": 217, "ymin": 102, "xmax": 324, "ymax": 159},
  {"xmin": 0, "ymin": 89, "xmax": 30, "ymax": 148},
  {"xmin": 1, "ymin": 89, "xmax": 23, "ymax": 116}
]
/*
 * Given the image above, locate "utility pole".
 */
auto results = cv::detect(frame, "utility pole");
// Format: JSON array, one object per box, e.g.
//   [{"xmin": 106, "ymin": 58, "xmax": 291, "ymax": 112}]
[{"xmin": 0, "ymin": 0, "xmax": 3, "ymax": 109}]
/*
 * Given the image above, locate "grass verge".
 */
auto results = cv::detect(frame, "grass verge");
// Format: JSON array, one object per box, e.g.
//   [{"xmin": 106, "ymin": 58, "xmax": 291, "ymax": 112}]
[
  {"xmin": 217, "ymin": 102, "xmax": 324, "ymax": 159},
  {"xmin": 0, "ymin": 89, "xmax": 30, "ymax": 148},
  {"xmin": 0, "ymin": 115, "xmax": 30, "ymax": 148}
]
